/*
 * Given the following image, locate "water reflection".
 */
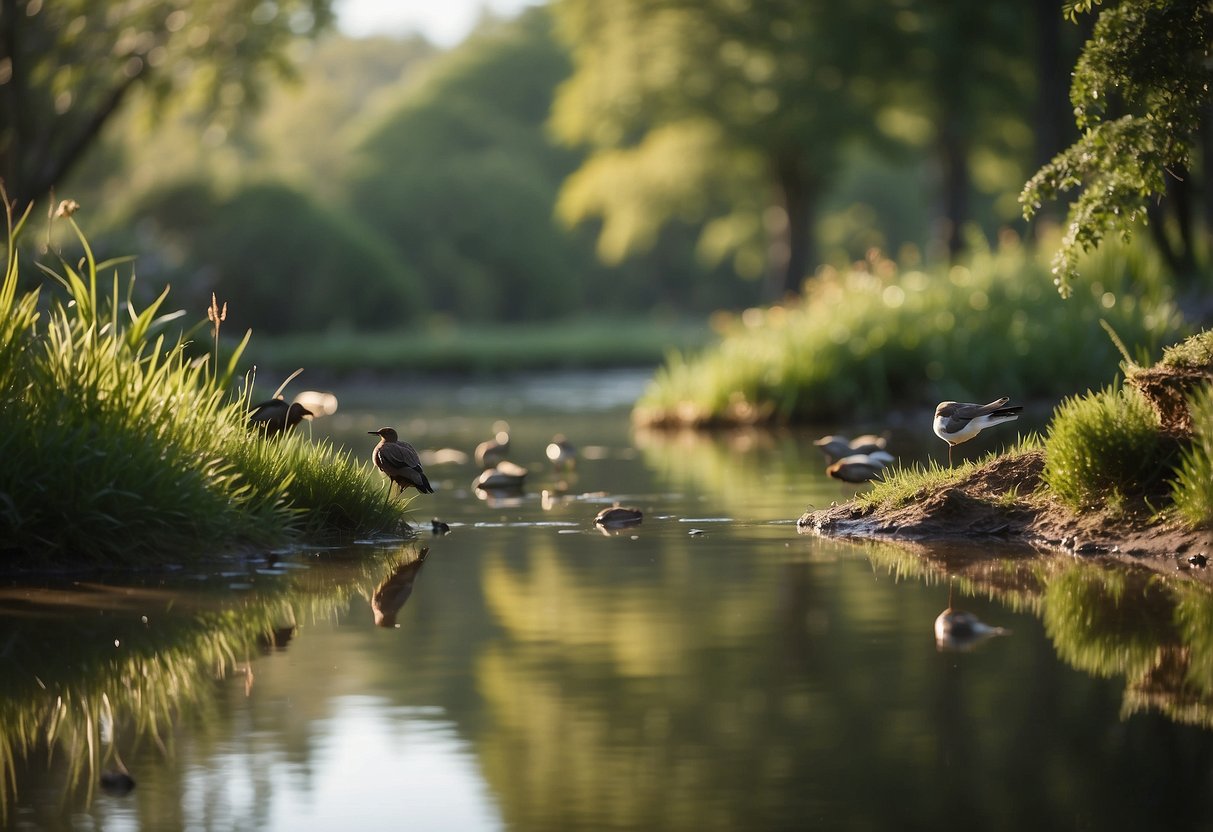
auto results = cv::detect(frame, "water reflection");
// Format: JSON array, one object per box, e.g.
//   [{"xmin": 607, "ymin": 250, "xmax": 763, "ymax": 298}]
[
  {"xmin": 372, "ymin": 547, "xmax": 430, "ymax": 628},
  {"xmin": 0, "ymin": 541, "xmax": 427, "ymax": 818},
  {"xmin": 861, "ymin": 539, "xmax": 1213, "ymax": 729},
  {"xmin": 3, "ymin": 384, "xmax": 1213, "ymax": 829}
]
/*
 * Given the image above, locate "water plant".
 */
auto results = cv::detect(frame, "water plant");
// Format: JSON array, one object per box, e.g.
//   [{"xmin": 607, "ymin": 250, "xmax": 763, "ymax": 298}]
[{"xmin": 0, "ymin": 195, "xmax": 408, "ymax": 563}]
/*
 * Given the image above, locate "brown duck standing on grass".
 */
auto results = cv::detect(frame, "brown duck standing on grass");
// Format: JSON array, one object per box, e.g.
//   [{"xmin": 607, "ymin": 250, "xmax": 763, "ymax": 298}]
[
  {"xmin": 369, "ymin": 427, "xmax": 435, "ymax": 496},
  {"xmin": 248, "ymin": 396, "xmax": 313, "ymax": 437}
]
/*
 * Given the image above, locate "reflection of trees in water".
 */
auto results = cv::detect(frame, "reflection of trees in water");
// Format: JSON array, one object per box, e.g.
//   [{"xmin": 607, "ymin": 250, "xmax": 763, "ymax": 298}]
[
  {"xmin": 633, "ymin": 426, "xmax": 833, "ymax": 514},
  {"xmin": 0, "ymin": 543, "xmax": 425, "ymax": 819},
  {"xmin": 862, "ymin": 538, "xmax": 1213, "ymax": 730}
]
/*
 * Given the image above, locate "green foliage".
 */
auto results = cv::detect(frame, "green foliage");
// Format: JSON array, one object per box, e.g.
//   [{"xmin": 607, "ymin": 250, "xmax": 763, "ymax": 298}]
[
  {"xmin": 635, "ymin": 234, "xmax": 1183, "ymax": 426},
  {"xmin": 1021, "ymin": 0, "xmax": 1213, "ymax": 294},
  {"xmin": 344, "ymin": 9, "xmax": 599, "ymax": 321},
  {"xmin": 1159, "ymin": 330, "xmax": 1213, "ymax": 369},
  {"xmin": 0, "ymin": 202, "xmax": 407, "ymax": 562},
  {"xmin": 111, "ymin": 178, "xmax": 427, "ymax": 334},
  {"xmin": 1042, "ymin": 384, "xmax": 1174, "ymax": 512},
  {"xmin": 1170, "ymin": 384, "xmax": 1213, "ymax": 526},
  {"xmin": 0, "ymin": 0, "xmax": 335, "ymax": 209}
]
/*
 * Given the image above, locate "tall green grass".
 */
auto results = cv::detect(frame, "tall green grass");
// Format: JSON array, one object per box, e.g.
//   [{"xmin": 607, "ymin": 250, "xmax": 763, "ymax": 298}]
[
  {"xmin": 635, "ymin": 234, "xmax": 1184, "ymax": 426},
  {"xmin": 1041, "ymin": 384, "xmax": 1175, "ymax": 513},
  {"xmin": 1171, "ymin": 383, "xmax": 1213, "ymax": 526},
  {"xmin": 0, "ymin": 199, "xmax": 408, "ymax": 563}
]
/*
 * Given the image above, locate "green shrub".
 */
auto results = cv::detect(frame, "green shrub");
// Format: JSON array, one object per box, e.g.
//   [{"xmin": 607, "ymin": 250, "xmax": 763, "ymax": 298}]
[
  {"xmin": 1043, "ymin": 384, "xmax": 1174, "ymax": 512},
  {"xmin": 1171, "ymin": 383, "xmax": 1213, "ymax": 526},
  {"xmin": 634, "ymin": 234, "xmax": 1184, "ymax": 426},
  {"xmin": 0, "ymin": 199, "xmax": 408, "ymax": 563}
]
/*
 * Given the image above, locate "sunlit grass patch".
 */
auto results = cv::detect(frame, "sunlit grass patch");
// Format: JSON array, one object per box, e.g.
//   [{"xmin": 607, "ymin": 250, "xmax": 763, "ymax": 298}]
[
  {"xmin": 855, "ymin": 439, "xmax": 1044, "ymax": 513},
  {"xmin": 1043, "ymin": 384, "xmax": 1175, "ymax": 514},
  {"xmin": 0, "ymin": 197, "xmax": 408, "ymax": 563},
  {"xmin": 635, "ymin": 235, "xmax": 1183, "ymax": 426}
]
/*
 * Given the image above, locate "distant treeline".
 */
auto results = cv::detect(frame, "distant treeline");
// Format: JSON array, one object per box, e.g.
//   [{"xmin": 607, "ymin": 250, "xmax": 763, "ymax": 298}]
[{"xmin": 24, "ymin": 2, "xmax": 1177, "ymax": 335}]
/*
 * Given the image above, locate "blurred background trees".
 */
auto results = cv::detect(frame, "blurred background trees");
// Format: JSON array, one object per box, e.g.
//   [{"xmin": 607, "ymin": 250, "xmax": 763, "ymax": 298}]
[{"xmin": 5, "ymin": 0, "xmax": 1209, "ymax": 336}]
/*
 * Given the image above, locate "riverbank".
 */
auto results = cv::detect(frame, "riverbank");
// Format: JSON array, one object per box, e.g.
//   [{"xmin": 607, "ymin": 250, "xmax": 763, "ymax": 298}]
[{"xmin": 798, "ymin": 449, "xmax": 1213, "ymax": 584}]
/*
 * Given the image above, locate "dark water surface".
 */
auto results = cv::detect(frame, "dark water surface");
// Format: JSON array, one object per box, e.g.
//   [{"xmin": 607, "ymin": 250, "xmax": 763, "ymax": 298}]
[{"xmin": 3, "ymin": 371, "xmax": 1212, "ymax": 830}]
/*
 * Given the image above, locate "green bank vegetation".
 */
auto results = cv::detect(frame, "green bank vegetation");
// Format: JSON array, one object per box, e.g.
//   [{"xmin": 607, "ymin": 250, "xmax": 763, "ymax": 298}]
[
  {"xmin": 635, "ymin": 236, "xmax": 1183, "ymax": 426},
  {"xmin": 0, "ymin": 202, "xmax": 409, "ymax": 563},
  {"xmin": 851, "ymin": 329, "xmax": 1213, "ymax": 531}
]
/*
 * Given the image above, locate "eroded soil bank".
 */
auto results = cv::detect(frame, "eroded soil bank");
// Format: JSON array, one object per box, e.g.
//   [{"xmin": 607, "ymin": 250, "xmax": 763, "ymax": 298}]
[{"xmin": 798, "ymin": 450, "xmax": 1213, "ymax": 584}]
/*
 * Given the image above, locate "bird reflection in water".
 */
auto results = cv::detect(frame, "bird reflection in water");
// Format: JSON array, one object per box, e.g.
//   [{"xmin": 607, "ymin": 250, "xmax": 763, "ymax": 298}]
[
  {"xmin": 372, "ymin": 547, "xmax": 430, "ymax": 628},
  {"xmin": 594, "ymin": 505, "xmax": 643, "ymax": 536},
  {"xmin": 934, "ymin": 582, "xmax": 1010, "ymax": 652}
]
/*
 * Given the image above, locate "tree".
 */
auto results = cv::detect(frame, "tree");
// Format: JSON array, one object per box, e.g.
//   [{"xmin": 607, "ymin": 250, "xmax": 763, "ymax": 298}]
[
  {"xmin": 550, "ymin": 0, "xmax": 894, "ymax": 298},
  {"xmin": 0, "ymin": 0, "xmax": 333, "ymax": 211},
  {"xmin": 1021, "ymin": 0, "xmax": 1213, "ymax": 296},
  {"xmin": 345, "ymin": 9, "xmax": 601, "ymax": 321}
]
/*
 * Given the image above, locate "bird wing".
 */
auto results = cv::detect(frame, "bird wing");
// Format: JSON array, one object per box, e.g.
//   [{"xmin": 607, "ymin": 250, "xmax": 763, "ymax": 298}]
[
  {"xmin": 249, "ymin": 398, "xmax": 286, "ymax": 420},
  {"xmin": 378, "ymin": 441, "xmax": 422, "ymax": 473},
  {"xmin": 944, "ymin": 398, "xmax": 1010, "ymax": 431}
]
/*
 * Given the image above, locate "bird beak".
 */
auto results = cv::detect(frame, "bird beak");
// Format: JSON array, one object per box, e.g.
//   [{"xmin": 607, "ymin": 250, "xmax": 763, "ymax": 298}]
[{"xmin": 367, "ymin": 430, "xmax": 380, "ymax": 436}]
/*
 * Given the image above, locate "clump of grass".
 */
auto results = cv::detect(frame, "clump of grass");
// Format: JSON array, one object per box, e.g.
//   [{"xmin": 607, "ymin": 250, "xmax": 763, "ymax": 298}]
[
  {"xmin": 1158, "ymin": 330, "xmax": 1213, "ymax": 369},
  {"xmin": 0, "ymin": 196, "xmax": 407, "ymax": 562},
  {"xmin": 635, "ymin": 234, "xmax": 1183, "ymax": 426},
  {"xmin": 1043, "ymin": 384, "xmax": 1175, "ymax": 513},
  {"xmin": 856, "ymin": 439, "xmax": 1043, "ymax": 512},
  {"xmin": 1170, "ymin": 383, "xmax": 1213, "ymax": 526}
]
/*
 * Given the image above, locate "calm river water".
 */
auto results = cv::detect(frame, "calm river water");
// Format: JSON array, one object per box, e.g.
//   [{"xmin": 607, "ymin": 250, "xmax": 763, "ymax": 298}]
[{"xmin": 2, "ymin": 370, "xmax": 1212, "ymax": 830}]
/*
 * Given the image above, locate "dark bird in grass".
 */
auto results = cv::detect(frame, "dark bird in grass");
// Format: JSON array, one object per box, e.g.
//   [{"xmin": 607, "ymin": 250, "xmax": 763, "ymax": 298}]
[
  {"xmin": 369, "ymin": 427, "xmax": 435, "ymax": 496},
  {"xmin": 826, "ymin": 451, "xmax": 894, "ymax": 483},
  {"xmin": 372, "ymin": 547, "xmax": 429, "ymax": 628},
  {"xmin": 248, "ymin": 396, "xmax": 313, "ymax": 436},
  {"xmin": 933, "ymin": 397, "xmax": 1022, "ymax": 466}
]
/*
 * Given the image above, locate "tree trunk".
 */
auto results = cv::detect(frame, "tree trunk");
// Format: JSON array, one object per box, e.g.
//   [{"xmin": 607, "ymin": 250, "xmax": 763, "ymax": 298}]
[{"xmin": 768, "ymin": 153, "xmax": 815, "ymax": 299}]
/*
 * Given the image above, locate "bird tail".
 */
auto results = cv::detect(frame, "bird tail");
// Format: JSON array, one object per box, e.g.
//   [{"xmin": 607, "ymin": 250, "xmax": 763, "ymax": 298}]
[
  {"xmin": 990, "ymin": 406, "xmax": 1023, "ymax": 419},
  {"xmin": 419, "ymin": 472, "xmax": 435, "ymax": 494}
]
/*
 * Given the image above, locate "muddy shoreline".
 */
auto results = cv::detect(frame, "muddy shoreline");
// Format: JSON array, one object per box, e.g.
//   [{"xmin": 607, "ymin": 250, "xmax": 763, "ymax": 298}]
[{"xmin": 797, "ymin": 450, "xmax": 1213, "ymax": 584}]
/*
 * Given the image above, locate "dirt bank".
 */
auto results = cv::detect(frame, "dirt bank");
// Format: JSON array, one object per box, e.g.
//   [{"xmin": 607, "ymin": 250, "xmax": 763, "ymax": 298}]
[{"xmin": 798, "ymin": 450, "xmax": 1213, "ymax": 584}]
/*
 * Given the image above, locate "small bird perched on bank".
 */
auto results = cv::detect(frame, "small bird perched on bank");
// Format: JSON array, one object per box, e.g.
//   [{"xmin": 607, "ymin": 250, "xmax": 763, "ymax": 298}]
[
  {"xmin": 933, "ymin": 397, "xmax": 1022, "ymax": 466},
  {"xmin": 369, "ymin": 427, "xmax": 435, "ymax": 496},
  {"xmin": 248, "ymin": 396, "xmax": 313, "ymax": 437}
]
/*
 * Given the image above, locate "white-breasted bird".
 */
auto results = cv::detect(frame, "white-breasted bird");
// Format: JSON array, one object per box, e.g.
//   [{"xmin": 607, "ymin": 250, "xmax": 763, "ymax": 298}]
[{"xmin": 933, "ymin": 397, "xmax": 1022, "ymax": 466}]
